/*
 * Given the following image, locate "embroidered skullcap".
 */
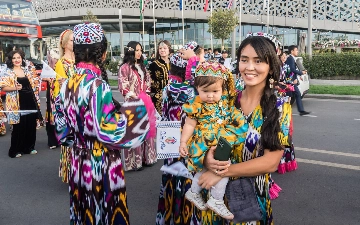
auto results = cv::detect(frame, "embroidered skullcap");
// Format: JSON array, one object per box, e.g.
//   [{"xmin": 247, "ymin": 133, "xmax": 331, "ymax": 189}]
[
  {"xmin": 246, "ymin": 32, "xmax": 282, "ymax": 54},
  {"xmin": 170, "ymin": 52, "xmax": 187, "ymax": 68},
  {"xmin": 182, "ymin": 41, "xmax": 199, "ymax": 52},
  {"xmin": 73, "ymin": 23, "xmax": 104, "ymax": 45},
  {"xmin": 195, "ymin": 61, "xmax": 230, "ymax": 80}
]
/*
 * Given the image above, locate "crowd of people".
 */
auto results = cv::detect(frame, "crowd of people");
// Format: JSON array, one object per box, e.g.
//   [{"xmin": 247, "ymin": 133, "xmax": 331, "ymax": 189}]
[{"xmin": 0, "ymin": 22, "xmax": 311, "ymax": 224}]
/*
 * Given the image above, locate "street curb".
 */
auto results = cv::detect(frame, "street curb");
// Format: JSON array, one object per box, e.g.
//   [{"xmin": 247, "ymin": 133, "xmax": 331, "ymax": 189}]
[
  {"xmin": 305, "ymin": 94, "xmax": 360, "ymax": 101},
  {"xmin": 110, "ymin": 86, "xmax": 360, "ymax": 100}
]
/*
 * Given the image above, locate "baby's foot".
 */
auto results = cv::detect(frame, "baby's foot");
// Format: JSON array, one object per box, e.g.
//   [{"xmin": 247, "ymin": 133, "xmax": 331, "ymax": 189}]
[
  {"xmin": 206, "ymin": 196, "xmax": 234, "ymax": 220},
  {"xmin": 185, "ymin": 190, "xmax": 207, "ymax": 210}
]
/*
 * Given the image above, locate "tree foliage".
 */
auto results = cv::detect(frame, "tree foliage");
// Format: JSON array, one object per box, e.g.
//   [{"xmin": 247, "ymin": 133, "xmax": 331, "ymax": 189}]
[
  {"xmin": 82, "ymin": 10, "xmax": 100, "ymax": 24},
  {"xmin": 208, "ymin": 9, "xmax": 238, "ymax": 48}
]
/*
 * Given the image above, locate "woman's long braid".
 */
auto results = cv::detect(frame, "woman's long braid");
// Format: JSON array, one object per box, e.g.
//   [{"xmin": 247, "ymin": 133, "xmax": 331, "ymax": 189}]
[{"xmin": 260, "ymin": 76, "xmax": 282, "ymax": 152}]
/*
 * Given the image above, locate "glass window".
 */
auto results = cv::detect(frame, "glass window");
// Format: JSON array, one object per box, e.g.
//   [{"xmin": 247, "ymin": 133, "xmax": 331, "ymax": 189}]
[{"xmin": 0, "ymin": 1, "xmax": 39, "ymax": 25}]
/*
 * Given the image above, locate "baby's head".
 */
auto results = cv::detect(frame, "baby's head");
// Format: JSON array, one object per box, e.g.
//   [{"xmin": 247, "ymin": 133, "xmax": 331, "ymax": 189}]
[{"xmin": 194, "ymin": 61, "xmax": 229, "ymax": 104}]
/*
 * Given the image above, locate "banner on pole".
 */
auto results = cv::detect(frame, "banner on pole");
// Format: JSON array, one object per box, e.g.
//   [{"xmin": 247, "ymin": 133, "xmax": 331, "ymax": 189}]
[
  {"xmin": 227, "ymin": 0, "xmax": 233, "ymax": 9},
  {"xmin": 179, "ymin": 0, "xmax": 182, "ymax": 10},
  {"xmin": 40, "ymin": 60, "xmax": 56, "ymax": 78}
]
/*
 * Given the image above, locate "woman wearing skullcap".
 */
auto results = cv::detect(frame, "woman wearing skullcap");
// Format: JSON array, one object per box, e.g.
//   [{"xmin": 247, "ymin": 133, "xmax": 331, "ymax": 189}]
[{"xmin": 54, "ymin": 23, "xmax": 155, "ymax": 225}]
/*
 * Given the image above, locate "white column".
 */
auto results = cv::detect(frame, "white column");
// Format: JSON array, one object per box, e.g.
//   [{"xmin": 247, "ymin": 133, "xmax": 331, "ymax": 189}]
[
  {"xmin": 210, "ymin": 0, "xmax": 213, "ymax": 50},
  {"xmin": 119, "ymin": 9, "xmax": 124, "ymax": 56},
  {"xmin": 307, "ymin": 0, "xmax": 313, "ymax": 59},
  {"xmin": 231, "ymin": 0, "xmax": 236, "ymax": 59},
  {"xmin": 182, "ymin": 0, "xmax": 185, "ymax": 45},
  {"xmin": 238, "ymin": 0, "xmax": 242, "ymax": 43},
  {"xmin": 153, "ymin": 0, "xmax": 156, "ymax": 55}
]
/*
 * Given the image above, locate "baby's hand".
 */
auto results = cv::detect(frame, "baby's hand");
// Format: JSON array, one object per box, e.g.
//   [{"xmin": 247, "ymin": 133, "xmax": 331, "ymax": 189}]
[{"xmin": 179, "ymin": 142, "xmax": 188, "ymax": 157}]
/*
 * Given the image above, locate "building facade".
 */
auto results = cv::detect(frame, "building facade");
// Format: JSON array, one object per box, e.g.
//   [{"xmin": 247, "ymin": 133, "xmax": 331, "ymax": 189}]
[{"xmin": 33, "ymin": 0, "xmax": 360, "ymax": 56}]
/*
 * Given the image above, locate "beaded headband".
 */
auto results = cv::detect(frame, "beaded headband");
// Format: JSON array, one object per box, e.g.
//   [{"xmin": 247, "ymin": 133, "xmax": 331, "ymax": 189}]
[
  {"xmin": 73, "ymin": 23, "xmax": 104, "ymax": 45},
  {"xmin": 170, "ymin": 52, "xmax": 187, "ymax": 68},
  {"xmin": 246, "ymin": 32, "xmax": 282, "ymax": 54},
  {"xmin": 195, "ymin": 61, "xmax": 230, "ymax": 80}
]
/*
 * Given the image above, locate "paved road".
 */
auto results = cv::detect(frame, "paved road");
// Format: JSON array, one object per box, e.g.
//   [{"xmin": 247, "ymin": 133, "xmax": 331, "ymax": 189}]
[{"xmin": 0, "ymin": 92, "xmax": 359, "ymax": 225}]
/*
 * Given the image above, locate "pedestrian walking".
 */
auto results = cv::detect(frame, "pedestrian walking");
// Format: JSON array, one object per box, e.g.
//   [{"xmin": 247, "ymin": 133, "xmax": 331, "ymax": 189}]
[
  {"xmin": 54, "ymin": 23, "xmax": 156, "ymax": 225},
  {"xmin": 0, "ymin": 50, "xmax": 42, "ymax": 158},
  {"xmin": 148, "ymin": 40, "xmax": 171, "ymax": 113},
  {"xmin": 285, "ymin": 45, "xmax": 310, "ymax": 116},
  {"xmin": 0, "ymin": 95, "xmax": 6, "ymax": 136},
  {"xmin": 53, "ymin": 29, "xmax": 76, "ymax": 183},
  {"xmin": 118, "ymin": 41, "xmax": 157, "ymax": 171}
]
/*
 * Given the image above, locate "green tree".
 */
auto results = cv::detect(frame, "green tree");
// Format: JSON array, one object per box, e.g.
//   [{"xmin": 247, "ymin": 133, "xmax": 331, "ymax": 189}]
[
  {"xmin": 82, "ymin": 10, "xmax": 100, "ymax": 24},
  {"xmin": 208, "ymin": 9, "xmax": 238, "ymax": 49}
]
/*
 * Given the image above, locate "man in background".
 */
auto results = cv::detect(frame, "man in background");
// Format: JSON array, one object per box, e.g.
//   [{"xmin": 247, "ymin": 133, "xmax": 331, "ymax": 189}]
[{"xmin": 285, "ymin": 45, "xmax": 310, "ymax": 116}]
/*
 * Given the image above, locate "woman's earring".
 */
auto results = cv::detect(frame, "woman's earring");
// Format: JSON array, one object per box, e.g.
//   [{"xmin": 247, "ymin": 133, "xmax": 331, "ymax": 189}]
[{"xmin": 269, "ymin": 76, "xmax": 274, "ymax": 89}]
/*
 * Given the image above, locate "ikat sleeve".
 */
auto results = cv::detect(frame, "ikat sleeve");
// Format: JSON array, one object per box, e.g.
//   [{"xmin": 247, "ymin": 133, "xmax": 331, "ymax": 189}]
[
  {"xmin": 54, "ymin": 80, "xmax": 73, "ymax": 146},
  {"xmin": 90, "ymin": 82, "xmax": 149, "ymax": 149},
  {"xmin": 145, "ymin": 69, "xmax": 151, "ymax": 93}
]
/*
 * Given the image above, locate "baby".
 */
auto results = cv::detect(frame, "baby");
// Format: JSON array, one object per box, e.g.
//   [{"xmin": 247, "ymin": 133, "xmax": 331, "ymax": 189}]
[{"xmin": 179, "ymin": 61, "xmax": 248, "ymax": 220}]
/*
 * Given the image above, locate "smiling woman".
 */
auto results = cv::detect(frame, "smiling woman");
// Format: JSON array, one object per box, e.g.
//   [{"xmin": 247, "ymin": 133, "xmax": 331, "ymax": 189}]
[{"xmin": 0, "ymin": 49, "xmax": 42, "ymax": 158}]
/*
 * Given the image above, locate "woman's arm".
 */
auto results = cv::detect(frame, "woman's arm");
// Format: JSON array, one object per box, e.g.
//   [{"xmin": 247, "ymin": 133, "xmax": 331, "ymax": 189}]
[
  {"xmin": 198, "ymin": 148, "xmax": 283, "ymax": 189},
  {"xmin": 226, "ymin": 149, "xmax": 283, "ymax": 177},
  {"xmin": 1, "ymin": 85, "xmax": 21, "ymax": 92}
]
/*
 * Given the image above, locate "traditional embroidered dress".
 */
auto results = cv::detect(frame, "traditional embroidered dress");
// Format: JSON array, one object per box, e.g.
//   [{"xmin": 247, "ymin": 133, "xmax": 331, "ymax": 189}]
[
  {"xmin": 0, "ymin": 97, "xmax": 6, "ymax": 135},
  {"xmin": 118, "ymin": 62, "xmax": 157, "ymax": 171},
  {"xmin": 54, "ymin": 62, "xmax": 153, "ymax": 225},
  {"xmin": 0, "ymin": 67, "xmax": 41, "ymax": 157},
  {"xmin": 149, "ymin": 58, "xmax": 169, "ymax": 113},
  {"xmin": 26, "ymin": 60, "xmax": 43, "ymax": 129},
  {"xmin": 277, "ymin": 63, "xmax": 298, "ymax": 174},
  {"xmin": 156, "ymin": 74, "xmax": 201, "ymax": 224},
  {"xmin": 54, "ymin": 57, "xmax": 76, "ymax": 183},
  {"xmin": 182, "ymin": 94, "xmax": 247, "ymax": 172},
  {"xmin": 200, "ymin": 92, "xmax": 292, "ymax": 225}
]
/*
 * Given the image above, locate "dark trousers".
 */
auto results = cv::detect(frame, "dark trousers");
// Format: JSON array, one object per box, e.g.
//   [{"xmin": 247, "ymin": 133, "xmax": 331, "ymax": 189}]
[
  {"xmin": 46, "ymin": 122, "xmax": 59, "ymax": 147},
  {"xmin": 294, "ymin": 85, "xmax": 304, "ymax": 112},
  {"xmin": 8, "ymin": 113, "xmax": 37, "ymax": 158}
]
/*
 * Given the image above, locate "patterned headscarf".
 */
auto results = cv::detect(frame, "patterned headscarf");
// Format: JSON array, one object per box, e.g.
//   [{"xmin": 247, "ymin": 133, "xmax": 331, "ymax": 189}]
[
  {"xmin": 73, "ymin": 23, "xmax": 104, "ymax": 45},
  {"xmin": 182, "ymin": 41, "xmax": 199, "ymax": 52},
  {"xmin": 170, "ymin": 52, "xmax": 187, "ymax": 68},
  {"xmin": 246, "ymin": 32, "xmax": 282, "ymax": 54},
  {"xmin": 195, "ymin": 61, "xmax": 230, "ymax": 80}
]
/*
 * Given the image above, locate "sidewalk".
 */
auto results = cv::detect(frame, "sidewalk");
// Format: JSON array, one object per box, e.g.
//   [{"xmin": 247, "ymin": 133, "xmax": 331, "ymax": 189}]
[{"xmin": 310, "ymin": 79, "xmax": 360, "ymax": 86}]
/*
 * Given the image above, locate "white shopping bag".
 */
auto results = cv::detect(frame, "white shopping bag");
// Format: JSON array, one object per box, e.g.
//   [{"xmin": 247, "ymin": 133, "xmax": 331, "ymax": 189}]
[
  {"xmin": 156, "ymin": 121, "xmax": 181, "ymax": 159},
  {"xmin": 40, "ymin": 60, "xmax": 56, "ymax": 78}
]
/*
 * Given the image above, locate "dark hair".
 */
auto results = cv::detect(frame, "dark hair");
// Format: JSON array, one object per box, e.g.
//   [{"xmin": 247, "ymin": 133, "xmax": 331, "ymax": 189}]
[
  {"xmin": 155, "ymin": 40, "xmax": 172, "ymax": 60},
  {"xmin": 195, "ymin": 46, "xmax": 204, "ymax": 56},
  {"xmin": 6, "ymin": 50, "xmax": 26, "ymax": 69},
  {"xmin": 288, "ymin": 45, "xmax": 298, "ymax": 54},
  {"xmin": 236, "ymin": 36, "xmax": 283, "ymax": 151},
  {"xmin": 169, "ymin": 64, "xmax": 186, "ymax": 81},
  {"xmin": 194, "ymin": 76, "xmax": 225, "ymax": 90},
  {"xmin": 121, "ymin": 41, "xmax": 146, "ymax": 75},
  {"xmin": 74, "ymin": 36, "xmax": 121, "ymax": 110}
]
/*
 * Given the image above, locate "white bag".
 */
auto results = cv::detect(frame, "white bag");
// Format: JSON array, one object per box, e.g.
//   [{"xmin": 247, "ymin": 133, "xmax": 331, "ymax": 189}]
[{"xmin": 156, "ymin": 121, "xmax": 181, "ymax": 159}]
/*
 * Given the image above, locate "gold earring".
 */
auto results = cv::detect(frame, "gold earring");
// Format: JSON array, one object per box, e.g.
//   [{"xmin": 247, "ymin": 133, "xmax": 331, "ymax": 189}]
[{"xmin": 269, "ymin": 76, "xmax": 274, "ymax": 89}]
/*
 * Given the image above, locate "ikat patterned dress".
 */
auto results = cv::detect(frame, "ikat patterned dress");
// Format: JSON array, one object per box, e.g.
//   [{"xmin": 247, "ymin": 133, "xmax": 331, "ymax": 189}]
[
  {"xmin": 118, "ymin": 63, "xmax": 157, "ymax": 171},
  {"xmin": 156, "ymin": 75, "xmax": 201, "ymax": 225},
  {"xmin": 54, "ymin": 57, "xmax": 76, "ymax": 183},
  {"xmin": 54, "ymin": 62, "xmax": 152, "ymax": 225},
  {"xmin": 200, "ymin": 92, "xmax": 292, "ymax": 225},
  {"xmin": 277, "ymin": 63, "xmax": 298, "ymax": 174}
]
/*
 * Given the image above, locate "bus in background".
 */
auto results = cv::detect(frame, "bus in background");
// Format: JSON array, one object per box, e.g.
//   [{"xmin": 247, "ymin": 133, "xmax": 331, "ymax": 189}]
[{"xmin": 0, "ymin": 0, "xmax": 44, "ymax": 96}]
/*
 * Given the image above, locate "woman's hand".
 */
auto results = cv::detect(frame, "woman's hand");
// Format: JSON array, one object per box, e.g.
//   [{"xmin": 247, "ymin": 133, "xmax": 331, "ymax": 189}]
[
  {"xmin": 204, "ymin": 146, "xmax": 230, "ymax": 175},
  {"xmin": 15, "ymin": 83, "xmax": 22, "ymax": 90},
  {"xmin": 198, "ymin": 170, "xmax": 223, "ymax": 190},
  {"xmin": 178, "ymin": 48, "xmax": 196, "ymax": 60}
]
